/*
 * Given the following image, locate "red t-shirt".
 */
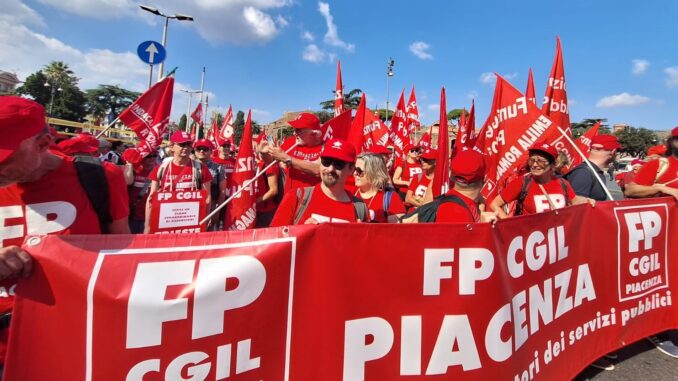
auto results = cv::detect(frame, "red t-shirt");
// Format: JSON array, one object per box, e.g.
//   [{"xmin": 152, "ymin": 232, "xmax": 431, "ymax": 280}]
[
  {"xmin": 128, "ymin": 166, "xmax": 154, "ymax": 220},
  {"xmin": 256, "ymin": 161, "xmax": 280, "ymax": 213},
  {"xmin": 633, "ymin": 157, "xmax": 678, "ymax": 188},
  {"xmin": 213, "ymin": 156, "xmax": 235, "ymax": 195},
  {"xmin": 436, "ymin": 189, "xmax": 480, "ymax": 223},
  {"xmin": 270, "ymin": 184, "xmax": 361, "ymax": 226},
  {"xmin": 281, "ymin": 137, "xmax": 322, "ymax": 189},
  {"xmin": 0, "ymin": 156, "xmax": 129, "ymax": 363},
  {"xmin": 397, "ymin": 160, "xmax": 423, "ymax": 192},
  {"xmin": 408, "ymin": 174, "xmax": 432, "ymax": 199},
  {"xmin": 500, "ymin": 176, "xmax": 576, "ymax": 215},
  {"xmin": 355, "ymin": 190, "xmax": 406, "ymax": 222},
  {"xmin": 149, "ymin": 160, "xmax": 213, "ymax": 191}
]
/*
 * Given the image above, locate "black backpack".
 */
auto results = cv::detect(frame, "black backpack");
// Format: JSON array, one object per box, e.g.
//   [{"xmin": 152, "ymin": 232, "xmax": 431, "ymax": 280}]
[
  {"xmin": 400, "ymin": 194, "xmax": 476, "ymax": 223},
  {"xmin": 73, "ymin": 156, "xmax": 112, "ymax": 233},
  {"xmin": 515, "ymin": 175, "xmax": 571, "ymax": 216}
]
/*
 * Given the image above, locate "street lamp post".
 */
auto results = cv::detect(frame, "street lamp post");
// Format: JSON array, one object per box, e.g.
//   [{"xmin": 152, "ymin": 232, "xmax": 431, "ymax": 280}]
[
  {"xmin": 139, "ymin": 5, "xmax": 194, "ymax": 82},
  {"xmin": 44, "ymin": 81, "xmax": 62, "ymax": 116},
  {"xmin": 181, "ymin": 89, "xmax": 202, "ymax": 133},
  {"xmin": 386, "ymin": 57, "xmax": 395, "ymax": 125}
]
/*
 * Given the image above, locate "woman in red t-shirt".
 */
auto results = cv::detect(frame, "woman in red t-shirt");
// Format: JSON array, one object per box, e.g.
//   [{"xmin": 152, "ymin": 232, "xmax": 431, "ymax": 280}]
[
  {"xmin": 489, "ymin": 144, "xmax": 593, "ymax": 218},
  {"xmin": 392, "ymin": 144, "xmax": 423, "ymax": 199},
  {"xmin": 255, "ymin": 157, "xmax": 280, "ymax": 227},
  {"xmin": 354, "ymin": 153, "xmax": 405, "ymax": 223},
  {"xmin": 405, "ymin": 149, "xmax": 437, "ymax": 208}
]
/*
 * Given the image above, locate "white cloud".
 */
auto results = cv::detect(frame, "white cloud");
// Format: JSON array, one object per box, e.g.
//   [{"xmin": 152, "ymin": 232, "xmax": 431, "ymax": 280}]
[
  {"xmin": 596, "ymin": 92, "xmax": 651, "ymax": 108},
  {"xmin": 409, "ymin": 41, "xmax": 433, "ymax": 60},
  {"xmin": 467, "ymin": 91, "xmax": 479, "ymax": 100},
  {"xmin": 504, "ymin": 72, "xmax": 518, "ymax": 81},
  {"xmin": 479, "ymin": 72, "xmax": 496, "ymax": 85},
  {"xmin": 252, "ymin": 108, "xmax": 271, "ymax": 119},
  {"xmin": 3, "ymin": 0, "xmax": 45, "ymax": 27},
  {"xmin": 301, "ymin": 30, "xmax": 314, "ymax": 41},
  {"xmin": 632, "ymin": 59, "xmax": 649, "ymax": 75},
  {"xmin": 302, "ymin": 44, "xmax": 325, "ymax": 63},
  {"xmin": 36, "ymin": 0, "xmax": 294, "ymax": 44},
  {"xmin": 664, "ymin": 66, "xmax": 678, "ymax": 87},
  {"xmin": 318, "ymin": 2, "xmax": 354, "ymax": 52},
  {"xmin": 427, "ymin": 104, "xmax": 440, "ymax": 111}
]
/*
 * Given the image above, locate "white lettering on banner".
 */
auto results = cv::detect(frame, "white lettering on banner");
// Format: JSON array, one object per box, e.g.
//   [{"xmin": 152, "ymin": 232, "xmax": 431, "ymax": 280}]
[
  {"xmin": 126, "ymin": 256, "xmax": 266, "ymax": 348},
  {"xmin": 620, "ymin": 290, "xmax": 673, "ymax": 326},
  {"xmin": 237, "ymin": 157, "xmax": 254, "ymax": 173},
  {"xmin": 534, "ymin": 194, "xmax": 566, "ymax": 213},
  {"xmin": 547, "ymin": 77, "xmax": 567, "ymax": 91},
  {"xmin": 624, "ymin": 211, "xmax": 661, "ymax": 252},
  {"xmin": 343, "ymin": 315, "xmax": 480, "ymax": 380},
  {"xmin": 363, "ymin": 121, "xmax": 382, "ymax": 135},
  {"xmin": 229, "ymin": 207, "xmax": 257, "ymax": 230},
  {"xmin": 157, "ymin": 192, "xmax": 204, "ymax": 201},
  {"xmin": 484, "ymin": 97, "xmax": 529, "ymax": 139},
  {"xmin": 129, "ymin": 104, "xmax": 154, "ymax": 127},
  {"xmin": 516, "ymin": 115, "xmax": 552, "ymax": 151},
  {"xmin": 310, "ymin": 213, "xmax": 349, "ymax": 223},
  {"xmin": 507, "ymin": 226, "xmax": 569, "ymax": 278},
  {"xmin": 323, "ymin": 126, "xmax": 334, "ymax": 141},
  {"xmin": 1, "ymin": 202, "xmax": 78, "ymax": 245},
  {"xmin": 423, "ymin": 248, "xmax": 494, "ymax": 296}
]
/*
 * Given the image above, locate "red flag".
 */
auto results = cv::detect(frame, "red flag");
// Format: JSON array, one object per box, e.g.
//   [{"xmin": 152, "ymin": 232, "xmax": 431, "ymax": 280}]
[
  {"xmin": 190, "ymin": 102, "xmax": 203, "ymax": 124},
  {"xmin": 572, "ymin": 121, "xmax": 601, "ymax": 167},
  {"xmin": 225, "ymin": 110, "xmax": 257, "ymax": 231},
  {"xmin": 526, "ymin": 68, "xmax": 537, "ymax": 105},
  {"xmin": 431, "ymin": 87, "xmax": 450, "ymax": 197},
  {"xmin": 334, "ymin": 60, "xmax": 344, "ymax": 117},
  {"xmin": 118, "ymin": 75, "xmax": 174, "ymax": 157},
  {"xmin": 418, "ymin": 129, "xmax": 432, "ymax": 150},
  {"xmin": 388, "ymin": 90, "xmax": 411, "ymax": 157},
  {"xmin": 466, "ymin": 100, "xmax": 477, "ymax": 147},
  {"xmin": 475, "ymin": 74, "xmax": 560, "ymax": 201},
  {"xmin": 321, "ymin": 109, "xmax": 352, "ymax": 141},
  {"xmin": 348, "ymin": 93, "xmax": 390, "ymax": 153},
  {"xmin": 206, "ymin": 118, "xmax": 218, "ymax": 146},
  {"xmin": 217, "ymin": 105, "xmax": 234, "ymax": 146},
  {"xmin": 406, "ymin": 85, "xmax": 420, "ymax": 132}
]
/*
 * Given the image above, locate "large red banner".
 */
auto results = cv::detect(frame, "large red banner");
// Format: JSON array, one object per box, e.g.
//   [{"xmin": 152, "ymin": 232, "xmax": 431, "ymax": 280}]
[{"xmin": 6, "ymin": 198, "xmax": 678, "ymax": 380}]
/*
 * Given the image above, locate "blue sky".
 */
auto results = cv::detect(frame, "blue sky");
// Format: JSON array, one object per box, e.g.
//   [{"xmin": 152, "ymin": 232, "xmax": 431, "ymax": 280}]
[{"xmin": 2, "ymin": 0, "xmax": 677, "ymax": 131}]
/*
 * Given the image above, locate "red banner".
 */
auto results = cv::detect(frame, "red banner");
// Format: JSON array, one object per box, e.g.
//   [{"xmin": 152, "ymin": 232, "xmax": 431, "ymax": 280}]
[
  {"xmin": 226, "ymin": 110, "xmax": 257, "ymax": 230},
  {"xmin": 7, "ymin": 198, "xmax": 678, "ymax": 381},
  {"xmin": 407, "ymin": 85, "xmax": 421, "ymax": 132},
  {"xmin": 321, "ymin": 108, "xmax": 353, "ymax": 142},
  {"xmin": 149, "ymin": 190, "xmax": 207, "ymax": 233},
  {"xmin": 335, "ymin": 60, "xmax": 345, "ymax": 117},
  {"xmin": 389, "ymin": 90, "xmax": 411, "ymax": 157},
  {"xmin": 349, "ymin": 93, "xmax": 390, "ymax": 153}
]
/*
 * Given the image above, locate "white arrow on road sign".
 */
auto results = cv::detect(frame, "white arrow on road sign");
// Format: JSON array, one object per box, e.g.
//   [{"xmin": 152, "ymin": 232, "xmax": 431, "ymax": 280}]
[
  {"xmin": 137, "ymin": 40, "xmax": 166, "ymax": 65},
  {"xmin": 145, "ymin": 43, "xmax": 159, "ymax": 64}
]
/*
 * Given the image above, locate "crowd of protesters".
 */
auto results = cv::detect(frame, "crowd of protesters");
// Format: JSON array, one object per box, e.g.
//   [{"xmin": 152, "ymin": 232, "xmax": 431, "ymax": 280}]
[{"xmin": 1, "ymin": 98, "xmax": 678, "ymax": 374}]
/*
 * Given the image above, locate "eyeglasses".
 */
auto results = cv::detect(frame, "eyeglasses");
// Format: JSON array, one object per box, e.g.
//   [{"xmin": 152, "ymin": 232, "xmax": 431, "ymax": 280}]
[
  {"xmin": 177, "ymin": 142, "xmax": 192, "ymax": 148},
  {"xmin": 320, "ymin": 157, "xmax": 348, "ymax": 170},
  {"xmin": 420, "ymin": 158, "xmax": 436, "ymax": 164},
  {"xmin": 410, "ymin": 149, "xmax": 422, "ymax": 154},
  {"xmin": 195, "ymin": 147, "xmax": 211, "ymax": 152},
  {"xmin": 354, "ymin": 167, "xmax": 365, "ymax": 177},
  {"xmin": 528, "ymin": 158, "xmax": 550, "ymax": 166}
]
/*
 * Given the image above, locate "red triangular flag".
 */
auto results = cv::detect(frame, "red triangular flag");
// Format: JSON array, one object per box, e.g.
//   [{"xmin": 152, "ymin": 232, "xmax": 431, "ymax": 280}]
[
  {"xmin": 216, "ymin": 105, "xmax": 234, "ymax": 146},
  {"xmin": 190, "ymin": 102, "xmax": 203, "ymax": 124},
  {"xmin": 406, "ymin": 85, "xmax": 420, "ymax": 132},
  {"xmin": 334, "ymin": 60, "xmax": 345, "ymax": 117},
  {"xmin": 465, "ymin": 100, "xmax": 477, "ymax": 148},
  {"xmin": 321, "ymin": 108, "xmax": 353, "ymax": 141},
  {"xmin": 526, "ymin": 68, "xmax": 537, "ymax": 105},
  {"xmin": 225, "ymin": 110, "xmax": 257, "ymax": 230},
  {"xmin": 348, "ymin": 93, "xmax": 390, "ymax": 153},
  {"xmin": 388, "ymin": 90, "xmax": 411, "ymax": 157},
  {"xmin": 118, "ymin": 76, "xmax": 174, "ymax": 157},
  {"xmin": 573, "ymin": 121, "xmax": 601, "ymax": 167},
  {"xmin": 431, "ymin": 87, "xmax": 450, "ymax": 197},
  {"xmin": 418, "ymin": 129, "xmax": 432, "ymax": 150},
  {"xmin": 475, "ymin": 74, "xmax": 561, "ymax": 201}
]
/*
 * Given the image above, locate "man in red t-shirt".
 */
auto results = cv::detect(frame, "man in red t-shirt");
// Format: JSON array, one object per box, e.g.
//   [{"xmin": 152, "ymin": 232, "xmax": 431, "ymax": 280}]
[
  {"xmin": 0, "ymin": 97, "xmax": 130, "ymax": 366},
  {"xmin": 145, "ymin": 131, "xmax": 213, "ymax": 233},
  {"xmin": 260, "ymin": 113, "xmax": 323, "ymax": 190},
  {"xmin": 436, "ymin": 150, "xmax": 498, "ymax": 223},
  {"xmin": 626, "ymin": 127, "xmax": 678, "ymax": 201},
  {"xmin": 270, "ymin": 138, "xmax": 368, "ymax": 225}
]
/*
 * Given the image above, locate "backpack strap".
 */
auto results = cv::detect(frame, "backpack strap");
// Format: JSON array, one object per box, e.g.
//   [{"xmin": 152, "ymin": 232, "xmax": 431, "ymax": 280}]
[
  {"xmin": 191, "ymin": 159, "xmax": 202, "ymax": 190},
  {"xmin": 293, "ymin": 187, "xmax": 314, "ymax": 224},
  {"xmin": 558, "ymin": 178, "xmax": 572, "ymax": 206},
  {"xmin": 351, "ymin": 196, "xmax": 368, "ymax": 222},
  {"xmin": 382, "ymin": 190, "xmax": 393, "ymax": 220},
  {"xmin": 156, "ymin": 158, "xmax": 173, "ymax": 190},
  {"xmin": 655, "ymin": 158, "xmax": 670, "ymax": 184},
  {"xmin": 73, "ymin": 156, "xmax": 111, "ymax": 233},
  {"xmin": 515, "ymin": 175, "xmax": 532, "ymax": 216}
]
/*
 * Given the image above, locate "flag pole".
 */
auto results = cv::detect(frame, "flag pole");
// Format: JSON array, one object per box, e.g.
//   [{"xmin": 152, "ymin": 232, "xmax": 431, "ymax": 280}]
[
  {"xmin": 199, "ymin": 143, "xmax": 299, "ymax": 226},
  {"xmin": 557, "ymin": 126, "xmax": 614, "ymax": 201}
]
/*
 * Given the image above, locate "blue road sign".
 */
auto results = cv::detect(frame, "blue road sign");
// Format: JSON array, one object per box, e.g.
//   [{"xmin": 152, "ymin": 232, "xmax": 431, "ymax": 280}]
[{"xmin": 137, "ymin": 40, "xmax": 166, "ymax": 65}]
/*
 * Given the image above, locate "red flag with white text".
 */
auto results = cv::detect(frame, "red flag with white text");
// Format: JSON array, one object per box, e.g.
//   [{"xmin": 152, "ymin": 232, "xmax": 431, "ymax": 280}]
[
  {"xmin": 217, "ymin": 105, "xmax": 234, "ymax": 146},
  {"xmin": 388, "ymin": 90, "xmax": 411, "ymax": 157},
  {"xmin": 406, "ymin": 85, "xmax": 420, "ymax": 132},
  {"xmin": 225, "ymin": 110, "xmax": 257, "ymax": 230},
  {"xmin": 572, "ymin": 121, "xmax": 602, "ymax": 168},
  {"xmin": 526, "ymin": 67, "xmax": 537, "ymax": 105},
  {"xmin": 348, "ymin": 93, "xmax": 390, "ymax": 153},
  {"xmin": 190, "ymin": 102, "xmax": 203, "ymax": 124},
  {"xmin": 475, "ymin": 74, "xmax": 560, "ymax": 201},
  {"xmin": 432, "ymin": 87, "xmax": 450, "ymax": 197},
  {"xmin": 334, "ymin": 60, "xmax": 344, "ymax": 117},
  {"xmin": 118, "ymin": 75, "xmax": 174, "ymax": 157},
  {"xmin": 321, "ymin": 108, "xmax": 352, "ymax": 141},
  {"xmin": 418, "ymin": 129, "xmax": 432, "ymax": 150}
]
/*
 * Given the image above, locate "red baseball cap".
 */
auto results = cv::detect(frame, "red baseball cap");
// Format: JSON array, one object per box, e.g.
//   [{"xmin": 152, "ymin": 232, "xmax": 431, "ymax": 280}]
[
  {"xmin": 403, "ymin": 143, "xmax": 421, "ymax": 153},
  {"xmin": 321, "ymin": 138, "xmax": 356, "ymax": 163},
  {"xmin": 170, "ymin": 131, "xmax": 192, "ymax": 144},
  {"xmin": 367, "ymin": 145, "xmax": 391, "ymax": 155},
  {"xmin": 420, "ymin": 149, "xmax": 438, "ymax": 160},
  {"xmin": 528, "ymin": 143, "xmax": 558, "ymax": 162},
  {"xmin": 57, "ymin": 134, "xmax": 100, "ymax": 155},
  {"xmin": 0, "ymin": 96, "xmax": 48, "ymax": 164},
  {"xmin": 194, "ymin": 139, "xmax": 214, "ymax": 150},
  {"xmin": 647, "ymin": 145, "xmax": 667, "ymax": 156},
  {"xmin": 590, "ymin": 134, "xmax": 622, "ymax": 150},
  {"xmin": 288, "ymin": 112, "xmax": 321, "ymax": 130},
  {"xmin": 451, "ymin": 149, "xmax": 486, "ymax": 184}
]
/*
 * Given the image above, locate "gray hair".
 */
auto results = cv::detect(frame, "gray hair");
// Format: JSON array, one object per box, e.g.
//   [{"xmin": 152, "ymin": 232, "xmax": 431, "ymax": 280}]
[{"xmin": 357, "ymin": 152, "xmax": 392, "ymax": 190}]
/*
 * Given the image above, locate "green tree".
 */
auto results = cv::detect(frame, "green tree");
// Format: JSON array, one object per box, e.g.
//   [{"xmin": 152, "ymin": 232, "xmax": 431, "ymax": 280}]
[
  {"xmin": 375, "ymin": 109, "xmax": 394, "ymax": 122},
  {"xmin": 319, "ymin": 88, "xmax": 363, "ymax": 111},
  {"xmin": 233, "ymin": 110, "xmax": 261, "ymax": 145},
  {"xmin": 84, "ymin": 85, "xmax": 140, "ymax": 120},
  {"xmin": 15, "ymin": 71, "xmax": 50, "ymax": 105},
  {"xmin": 315, "ymin": 110, "xmax": 334, "ymax": 123},
  {"xmin": 570, "ymin": 118, "xmax": 610, "ymax": 138},
  {"xmin": 615, "ymin": 127, "xmax": 659, "ymax": 158},
  {"xmin": 447, "ymin": 109, "xmax": 464, "ymax": 122},
  {"xmin": 178, "ymin": 114, "xmax": 188, "ymax": 131}
]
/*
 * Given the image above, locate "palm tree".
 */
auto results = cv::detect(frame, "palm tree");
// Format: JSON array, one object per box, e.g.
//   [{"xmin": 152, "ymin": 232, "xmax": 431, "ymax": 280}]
[
  {"xmin": 319, "ymin": 88, "xmax": 363, "ymax": 111},
  {"xmin": 43, "ymin": 61, "xmax": 77, "ymax": 87}
]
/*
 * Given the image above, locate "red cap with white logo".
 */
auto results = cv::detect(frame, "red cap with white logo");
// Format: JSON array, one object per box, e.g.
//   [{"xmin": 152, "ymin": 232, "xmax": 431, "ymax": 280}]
[{"xmin": 321, "ymin": 138, "xmax": 356, "ymax": 163}]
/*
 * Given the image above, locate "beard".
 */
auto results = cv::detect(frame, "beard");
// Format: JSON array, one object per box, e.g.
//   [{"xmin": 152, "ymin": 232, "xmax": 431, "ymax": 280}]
[{"xmin": 321, "ymin": 171, "xmax": 339, "ymax": 187}]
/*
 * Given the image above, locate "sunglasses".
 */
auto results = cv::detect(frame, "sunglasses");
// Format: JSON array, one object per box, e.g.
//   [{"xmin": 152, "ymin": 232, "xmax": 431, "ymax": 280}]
[
  {"xmin": 354, "ymin": 167, "xmax": 365, "ymax": 177},
  {"xmin": 420, "ymin": 158, "xmax": 436, "ymax": 164},
  {"xmin": 320, "ymin": 157, "xmax": 348, "ymax": 170},
  {"xmin": 528, "ymin": 158, "xmax": 550, "ymax": 166},
  {"xmin": 195, "ymin": 147, "xmax": 211, "ymax": 152},
  {"xmin": 145, "ymin": 154, "xmax": 158, "ymax": 159},
  {"xmin": 177, "ymin": 142, "xmax": 192, "ymax": 148},
  {"xmin": 410, "ymin": 149, "xmax": 422, "ymax": 154}
]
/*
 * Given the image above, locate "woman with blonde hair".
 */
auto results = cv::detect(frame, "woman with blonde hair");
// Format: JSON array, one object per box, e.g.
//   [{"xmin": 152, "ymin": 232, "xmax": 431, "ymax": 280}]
[{"xmin": 354, "ymin": 153, "xmax": 406, "ymax": 222}]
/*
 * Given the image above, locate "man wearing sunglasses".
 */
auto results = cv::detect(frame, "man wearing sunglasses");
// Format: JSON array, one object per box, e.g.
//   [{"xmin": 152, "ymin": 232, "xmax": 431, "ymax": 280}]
[
  {"xmin": 270, "ymin": 138, "xmax": 369, "ymax": 225},
  {"xmin": 144, "ymin": 131, "xmax": 213, "ymax": 233},
  {"xmin": 259, "ymin": 113, "xmax": 323, "ymax": 190}
]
